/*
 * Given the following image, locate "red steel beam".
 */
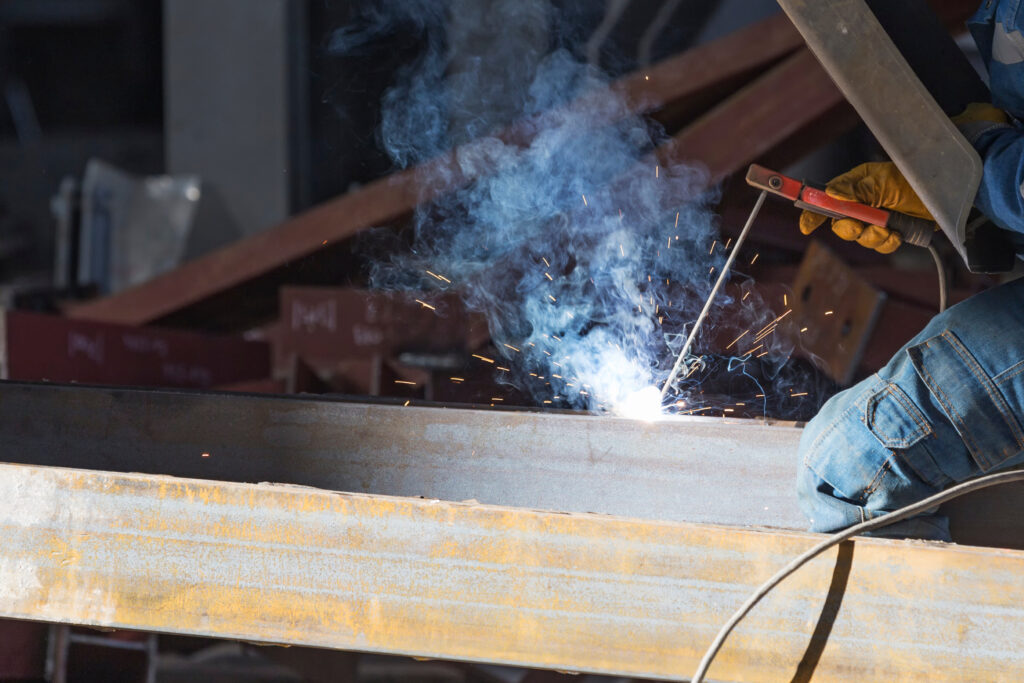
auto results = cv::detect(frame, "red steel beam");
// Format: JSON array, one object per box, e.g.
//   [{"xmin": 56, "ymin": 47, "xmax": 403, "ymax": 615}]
[{"xmin": 66, "ymin": 14, "xmax": 802, "ymax": 329}]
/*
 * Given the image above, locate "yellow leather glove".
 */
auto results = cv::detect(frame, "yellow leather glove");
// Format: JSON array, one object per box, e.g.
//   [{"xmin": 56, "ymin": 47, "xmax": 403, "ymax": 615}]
[
  {"xmin": 798, "ymin": 162, "xmax": 934, "ymax": 254},
  {"xmin": 952, "ymin": 102, "xmax": 1009, "ymax": 126}
]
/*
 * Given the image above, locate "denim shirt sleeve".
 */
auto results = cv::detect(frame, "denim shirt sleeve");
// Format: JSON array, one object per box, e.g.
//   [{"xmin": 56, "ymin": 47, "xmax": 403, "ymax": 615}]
[
  {"xmin": 965, "ymin": 0, "xmax": 1024, "ymax": 237},
  {"xmin": 969, "ymin": 126, "xmax": 1024, "ymax": 236}
]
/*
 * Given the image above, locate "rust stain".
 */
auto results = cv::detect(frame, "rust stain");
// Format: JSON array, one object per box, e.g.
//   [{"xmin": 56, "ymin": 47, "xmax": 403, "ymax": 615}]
[{"xmin": 0, "ymin": 464, "xmax": 1022, "ymax": 681}]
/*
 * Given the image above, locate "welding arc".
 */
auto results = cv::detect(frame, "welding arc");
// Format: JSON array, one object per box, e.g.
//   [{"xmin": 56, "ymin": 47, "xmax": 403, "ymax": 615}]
[
  {"xmin": 660, "ymin": 190, "xmax": 767, "ymax": 399},
  {"xmin": 690, "ymin": 468, "xmax": 1024, "ymax": 683}
]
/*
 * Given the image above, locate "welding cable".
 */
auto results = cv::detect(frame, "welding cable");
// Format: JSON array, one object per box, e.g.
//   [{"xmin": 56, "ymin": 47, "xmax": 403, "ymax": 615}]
[
  {"xmin": 690, "ymin": 468, "xmax": 1024, "ymax": 683},
  {"xmin": 927, "ymin": 244, "xmax": 947, "ymax": 313}
]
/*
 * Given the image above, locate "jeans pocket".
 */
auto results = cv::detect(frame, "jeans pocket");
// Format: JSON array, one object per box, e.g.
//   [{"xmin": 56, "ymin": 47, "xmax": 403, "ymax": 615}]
[
  {"xmin": 909, "ymin": 331, "xmax": 1024, "ymax": 472},
  {"xmin": 864, "ymin": 380, "xmax": 947, "ymax": 489},
  {"xmin": 865, "ymin": 382, "xmax": 931, "ymax": 448}
]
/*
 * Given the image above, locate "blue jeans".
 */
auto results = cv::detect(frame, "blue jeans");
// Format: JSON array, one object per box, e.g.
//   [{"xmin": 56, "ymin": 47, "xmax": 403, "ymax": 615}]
[{"xmin": 797, "ymin": 277, "xmax": 1024, "ymax": 541}]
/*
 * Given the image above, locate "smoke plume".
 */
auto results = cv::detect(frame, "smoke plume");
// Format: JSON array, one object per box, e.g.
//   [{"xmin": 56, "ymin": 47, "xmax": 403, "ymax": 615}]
[{"xmin": 331, "ymin": 0, "xmax": 789, "ymax": 413}]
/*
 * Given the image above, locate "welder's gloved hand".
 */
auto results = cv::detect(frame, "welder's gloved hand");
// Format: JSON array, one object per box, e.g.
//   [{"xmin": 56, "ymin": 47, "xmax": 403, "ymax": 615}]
[{"xmin": 798, "ymin": 162, "xmax": 934, "ymax": 255}]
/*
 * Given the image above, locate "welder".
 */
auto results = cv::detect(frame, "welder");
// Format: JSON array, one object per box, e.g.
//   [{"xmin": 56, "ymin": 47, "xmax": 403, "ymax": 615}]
[{"xmin": 795, "ymin": 0, "xmax": 1024, "ymax": 541}]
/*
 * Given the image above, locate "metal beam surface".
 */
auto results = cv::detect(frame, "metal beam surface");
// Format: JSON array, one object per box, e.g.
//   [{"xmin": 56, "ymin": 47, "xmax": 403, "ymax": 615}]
[
  {"xmin": 1, "ymin": 462, "xmax": 1022, "ymax": 682},
  {"xmin": 0, "ymin": 381, "xmax": 807, "ymax": 530}
]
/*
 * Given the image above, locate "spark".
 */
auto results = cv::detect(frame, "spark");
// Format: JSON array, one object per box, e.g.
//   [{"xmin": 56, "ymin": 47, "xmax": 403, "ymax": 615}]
[
  {"xmin": 709, "ymin": 240, "xmax": 717, "ymax": 255},
  {"xmin": 552, "ymin": 374, "xmax": 563, "ymax": 379},
  {"xmin": 783, "ymin": 294, "xmax": 788, "ymax": 306},
  {"xmin": 724, "ymin": 238, "xmax": 732, "ymax": 250},
  {"xmin": 824, "ymin": 310, "xmax": 834, "ymax": 316},
  {"xmin": 450, "ymin": 377, "xmax": 465, "ymax": 382},
  {"xmin": 724, "ymin": 408, "xmax": 734, "ymax": 413},
  {"xmin": 425, "ymin": 270, "xmax": 451, "ymax": 284},
  {"xmin": 549, "ymin": 295, "xmax": 557, "ymax": 302},
  {"xmin": 545, "ymin": 272, "xmax": 553, "ymax": 281},
  {"xmin": 394, "ymin": 380, "xmax": 416, "ymax": 386},
  {"xmin": 620, "ymin": 244, "xmax": 625, "ymax": 256},
  {"xmin": 472, "ymin": 354, "xmax": 495, "ymax": 364},
  {"xmin": 655, "ymin": 164, "xmax": 659, "ymax": 178},
  {"xmin": 644, "ymin": 74, "xmax": 650, "ymax": 81},
  {"xmin": 791, "ymin": 392, "xmax": 809, "ymax": 397},
  {"xmin": 756, "ymin": 351, "xmax": 769, "ymax": 358},
  {"xmin": 675, "ymin": 212, "xmax": 680, "ymax": 228},
  {"xmin": 681, "ymin": 406, "xmax": 713, "ymax": 415},
  {"xmin": 736, "ymin": 402, "xmax": 745, "ymax": 406},
  {"xmin": 755, "ymin": 393, "xmax": 765, "ymax": 398},
  {"xmin": 741, "ymin": 343, "xmax": 764, "ymax": 356},
  {"xmin": 201, "ymin": 452, "xmax": 210, "ymax": 458},
  {"xmin": 322, "ymin": 240, "xmax": 328, "ymax": 246},
  {"xmin": 742, "ymin": 291, "xmax": 751, "ymax": 301},
  {"xmin": 709, "ymin": 267, "xmax": 715, "ymax": 276},
  {"xmin": 414, "ymin": 299, "xmax": 436, "ymax": 311},
  {"xmin": 582, "ymin": 193, "xmax": 589, "ymax": 207},
  {"xmin": 750, "ymin": 253, "xmax": 760, "ymax": 265},
  {"xmin": 668, "ymin": 236, "xmax": 672, "ymax": 248},
  {"xmin": 543, "ymin": 400, "xmax": 552, "ymax": 404},
  {"xmin": 542, "ymin": 257, "xmax": 550, "ymax": 267},
  {"xmin": 503, "ymin": 343, "xmax": 520, "ymax": 352},
  {"xmin": 404, "ymin": 400, "xmax": 410, "ymax": 406},
  {"xmin": 800, "ymin": 327, "xmax": 808, "ymax": 333},
  {"xmin": 725, "ymin": 330, "xmax": 749, "ymax": 350},
  {"xmin": 491, "ymin": 397, "xmax": 504, "ymax": 401}
]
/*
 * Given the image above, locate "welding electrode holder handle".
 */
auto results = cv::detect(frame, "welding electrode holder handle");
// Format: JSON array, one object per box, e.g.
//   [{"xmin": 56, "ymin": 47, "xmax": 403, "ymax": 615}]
[{"xmin": 745, "ymin": 164, "xmax": 935, "ymax": 248}]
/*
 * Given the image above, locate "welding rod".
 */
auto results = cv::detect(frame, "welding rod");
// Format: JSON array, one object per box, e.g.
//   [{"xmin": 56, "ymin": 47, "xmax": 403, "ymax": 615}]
[{"xmin": 660, "ymin": 190, "xmax": 767, "ymax": 399}]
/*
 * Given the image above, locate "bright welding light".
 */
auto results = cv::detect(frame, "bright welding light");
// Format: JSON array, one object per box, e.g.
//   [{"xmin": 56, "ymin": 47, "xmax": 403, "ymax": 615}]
[{"xmin": 614, "ymin": 385, "xmax": 664, "ymax": 421}]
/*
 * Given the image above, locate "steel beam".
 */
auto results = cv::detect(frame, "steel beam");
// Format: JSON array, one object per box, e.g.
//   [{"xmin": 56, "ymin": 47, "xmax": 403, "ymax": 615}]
[
  {"xmin": 0, "ymin": 381, "xmax": 807, "ymax": 530},
  {"xmin": 2, "ymin": 380, "xmax": 1023, "ymax": 549},
  {"xmin": 1, "ymin": 462, "xmax": 1022, "ymax": 681}
]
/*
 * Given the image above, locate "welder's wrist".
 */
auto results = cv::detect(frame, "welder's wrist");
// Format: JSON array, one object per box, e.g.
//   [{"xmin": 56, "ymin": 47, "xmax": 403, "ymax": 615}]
[{"xmin": 956, "ymin": 119, "xmax": 1014, "ymax": 147}]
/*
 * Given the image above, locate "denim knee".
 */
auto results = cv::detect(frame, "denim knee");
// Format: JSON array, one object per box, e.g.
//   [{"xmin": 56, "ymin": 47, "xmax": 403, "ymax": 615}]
[{"xmin": 797, "ymin": 278, "xmax": 1024, "ymax": 541}]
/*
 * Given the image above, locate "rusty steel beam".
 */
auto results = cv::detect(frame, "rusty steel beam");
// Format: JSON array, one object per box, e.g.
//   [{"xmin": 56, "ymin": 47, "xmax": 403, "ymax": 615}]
[
  {"xmin": 1, "ymin": 462, "xmax": 1022, "ymax": 681},
  {"xmin": 656, "ymin": 48, "xmax": 847, "ymax": 186}
]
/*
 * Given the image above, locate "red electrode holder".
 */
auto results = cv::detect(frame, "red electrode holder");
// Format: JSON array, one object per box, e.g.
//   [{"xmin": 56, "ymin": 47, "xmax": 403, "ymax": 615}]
[{"xmin": 745, "ymin": 164, "xmax": 935, "ymax": 247}]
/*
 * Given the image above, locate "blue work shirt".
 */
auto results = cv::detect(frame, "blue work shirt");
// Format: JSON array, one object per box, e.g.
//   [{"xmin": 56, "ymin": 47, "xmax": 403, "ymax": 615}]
[{"xmin": 964, "ymin": 0, "xmax": 1024, "ymax": 235}]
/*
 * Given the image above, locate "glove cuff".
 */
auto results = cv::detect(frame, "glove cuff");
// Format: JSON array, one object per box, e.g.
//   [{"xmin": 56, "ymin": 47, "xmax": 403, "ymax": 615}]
[{"xmin": 956, "ymin": 119, "xmax": 1013, "ymax": 146}]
